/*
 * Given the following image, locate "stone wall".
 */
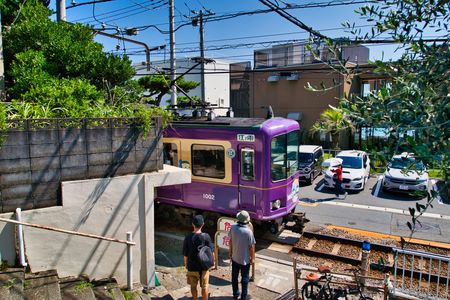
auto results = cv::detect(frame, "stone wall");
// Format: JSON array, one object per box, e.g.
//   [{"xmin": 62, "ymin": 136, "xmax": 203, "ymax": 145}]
[{"xmin": 0, "ymin": 118, "xmax": 163, "ymax": 213}]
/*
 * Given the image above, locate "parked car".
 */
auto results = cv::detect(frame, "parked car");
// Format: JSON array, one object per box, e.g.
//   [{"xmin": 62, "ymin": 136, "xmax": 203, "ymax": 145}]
[
  {"xmin": 298, "ymin": 145, "xmax": 324, "ymax": 184},
  {"xmin": 323, "ymin": 150, "xmax": 371, "ymax": 191},
  {"xmin": 382, "ymin": 153, "xmax": 429, "ymax": 194}
]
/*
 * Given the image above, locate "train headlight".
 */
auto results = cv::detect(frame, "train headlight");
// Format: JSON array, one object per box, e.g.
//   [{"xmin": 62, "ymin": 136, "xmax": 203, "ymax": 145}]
[{"xmin": 271, "ymin": 199, "xmax": 281, "ymax": 210}]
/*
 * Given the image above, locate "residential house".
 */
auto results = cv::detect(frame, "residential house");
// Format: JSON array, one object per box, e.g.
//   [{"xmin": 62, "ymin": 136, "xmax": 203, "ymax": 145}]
[
  {"xmin": 247, "ymin": 42, "xmax": 370, "ymax": 147},
  {"xmin": 134, "ymin": 58, "xmax": 230, "ymax": 116}
]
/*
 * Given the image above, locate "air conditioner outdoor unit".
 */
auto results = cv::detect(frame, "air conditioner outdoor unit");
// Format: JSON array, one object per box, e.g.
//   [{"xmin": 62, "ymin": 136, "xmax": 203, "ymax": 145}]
[
  {"xmin": 267, "ymin": 75, "xmax": 280, "ymax": 82},
  {"xmin": 287, "ymin": 112, "xmax": 303, "ymax": 121},
  {"xmin": 286, "ymin": 73, "xmax": 299, "ymax": 81}
]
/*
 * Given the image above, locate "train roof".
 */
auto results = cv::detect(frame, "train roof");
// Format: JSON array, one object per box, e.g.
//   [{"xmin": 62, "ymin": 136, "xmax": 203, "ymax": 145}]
[{"xmin": 170, "ymin": 117, "xmax": 282, "ymax": 128}]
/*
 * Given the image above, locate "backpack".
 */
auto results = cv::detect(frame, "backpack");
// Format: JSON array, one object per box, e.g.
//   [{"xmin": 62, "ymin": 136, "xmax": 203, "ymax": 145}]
[
  {"xmin": 196, "ymin": 233, "xmax": 214, "ymax": 270},
  {"xmin": 332, "ymin": 173, "xmax": 338, "ymax": 181}
]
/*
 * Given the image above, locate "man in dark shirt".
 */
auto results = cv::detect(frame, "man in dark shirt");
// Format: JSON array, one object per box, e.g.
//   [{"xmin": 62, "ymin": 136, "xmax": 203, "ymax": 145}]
[{"xmin": 183, "ymin": 215, "xmax": 214, "ymax": 300}]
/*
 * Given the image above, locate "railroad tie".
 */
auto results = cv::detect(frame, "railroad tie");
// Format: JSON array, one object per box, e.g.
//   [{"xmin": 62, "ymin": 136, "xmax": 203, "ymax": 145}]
[
  {"xmin": 331, "ymin": 243, "xmax": 341, "ymax": 255},
  {"xmin": 388, "ymin": 253, "xmax": 394, "ymax": 266},
  {"xmin": 306, "ymin": 238, "xmax": 317, "ymax": 250}
]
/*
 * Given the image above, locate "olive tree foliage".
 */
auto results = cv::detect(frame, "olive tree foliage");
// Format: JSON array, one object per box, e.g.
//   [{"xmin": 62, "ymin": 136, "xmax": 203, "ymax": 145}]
[{"xmin": 309, "ymin": 0, "xmax": 449, "ymax": 239}]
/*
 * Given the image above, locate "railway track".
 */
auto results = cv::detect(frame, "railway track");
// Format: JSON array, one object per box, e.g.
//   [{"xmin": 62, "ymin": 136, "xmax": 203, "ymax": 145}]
[
  {"xmin": 293, "ymin": 231, "xmax": 394, "ymax": 267},
  {"xmin": 292, "ymin": 230, "xmax": 450, "ymax": 285}
]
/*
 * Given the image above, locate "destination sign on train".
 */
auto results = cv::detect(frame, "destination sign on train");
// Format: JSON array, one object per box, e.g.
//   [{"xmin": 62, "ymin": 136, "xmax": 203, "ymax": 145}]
[{"xmin": 237, "ymin": 134, "xmax": 255, "ymax": 142}]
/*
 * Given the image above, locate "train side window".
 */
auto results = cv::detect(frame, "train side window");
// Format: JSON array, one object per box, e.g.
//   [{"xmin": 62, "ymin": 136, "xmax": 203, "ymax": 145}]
[
  {"xmin": 241, "ymin": 148, "xmax": 255, "ymax": 180},
  {"xmin": 163, "ymin": 142, "xmax": 179, "ymax": 167},
  {"xmin": 192, "ymin": 144, "xmax": 225, "ymax": 179}
]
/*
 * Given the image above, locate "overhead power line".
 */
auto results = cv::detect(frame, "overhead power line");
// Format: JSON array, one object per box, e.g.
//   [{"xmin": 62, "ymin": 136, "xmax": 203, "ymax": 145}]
[
  {"xmin": 109, "ymin": 35, "xmax": 447, "ymax": 58},
  {"xmin": 133, "ymin": 63, "xmax": 379, "ymax": 77},
  {"xmin": 72, "ymin": 0, "xmax": 168, "ymax": 24},
  {"xmin": 73, "ymin": 0, "xmax": 367, "ymax": 34},
  {"xmin": 258, "ymin": 0, "xmax": 329, "ymax": 40},
  {"xmin": 66, "ymin": 0, "xmax": 112, "ymax": 10}
]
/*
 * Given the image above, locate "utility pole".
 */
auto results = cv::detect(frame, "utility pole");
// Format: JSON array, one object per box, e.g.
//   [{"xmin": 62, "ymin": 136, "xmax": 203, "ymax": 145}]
[
  {"xmin": 56, "ymin": 0, "xmax": 67, "ymax": 22},
  {"xmin": 0, "ymin": 13, "xmax": 4, "ymax": 97},
  {"xmin": 191, "ymin": 9, "xmax": 214, "ymax": 103},
  {"xmin": 199, "ymin": 11, "xmax": 205, "ymax": 102},
  {"xmin": 169, "ymin": 0, "xmax": 177, "ymax": 106}
]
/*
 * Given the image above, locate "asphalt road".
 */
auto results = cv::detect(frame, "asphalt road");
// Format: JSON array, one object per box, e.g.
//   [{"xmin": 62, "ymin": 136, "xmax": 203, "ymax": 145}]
[{"xmin": 295, "ymin": 174, "xmax": 450, "ymax": 244}]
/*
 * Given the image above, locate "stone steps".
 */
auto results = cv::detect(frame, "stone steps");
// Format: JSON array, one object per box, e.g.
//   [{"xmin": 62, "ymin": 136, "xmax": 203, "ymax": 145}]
[{"xmin": 0, "ymin": 269, "xmax": 135, "ymax": 300}]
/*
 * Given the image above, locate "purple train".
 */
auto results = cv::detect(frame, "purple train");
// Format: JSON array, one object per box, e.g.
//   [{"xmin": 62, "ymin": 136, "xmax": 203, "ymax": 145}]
[{"xmin": 156, "ymin": 116, "xmax": 306, "ymax": 233}]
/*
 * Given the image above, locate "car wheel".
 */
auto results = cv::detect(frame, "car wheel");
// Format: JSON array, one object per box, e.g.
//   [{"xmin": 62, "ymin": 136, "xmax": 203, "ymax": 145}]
[{"xmin": 308, "ymin": 173, "xmax": 313, "ymax": 185}]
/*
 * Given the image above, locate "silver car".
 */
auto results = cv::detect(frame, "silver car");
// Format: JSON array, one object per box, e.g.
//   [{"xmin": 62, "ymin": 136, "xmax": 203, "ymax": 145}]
[{"xmin": 382, "ymin": 153, "xmax": 429, "ymax": 194}]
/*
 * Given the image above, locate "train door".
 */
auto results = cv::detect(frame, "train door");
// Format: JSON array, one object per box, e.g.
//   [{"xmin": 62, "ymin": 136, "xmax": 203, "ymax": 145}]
[
  {"xmin": 238, "ymin": 146, "xmax": 256, "ymax": 211},
  {"xmin": 161, "ymin": 140, "xmax": 184, "ymax": 201}
]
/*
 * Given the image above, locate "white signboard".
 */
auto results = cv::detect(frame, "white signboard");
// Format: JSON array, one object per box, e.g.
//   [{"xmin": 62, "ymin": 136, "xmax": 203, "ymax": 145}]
[
  {"xmin": 217, "ymin": 217, "xmax": 238, "ymax": 232},
  {"xmin": 237, "ymin": 134, "xmax": 255, "ymax": 142},
  {"xmin": 215, "ymin": 230, "xmax": 231, "ymax": 250}
]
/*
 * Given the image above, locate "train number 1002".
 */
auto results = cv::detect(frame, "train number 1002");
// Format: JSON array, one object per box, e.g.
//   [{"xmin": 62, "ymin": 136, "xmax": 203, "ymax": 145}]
[{"xmin": 202, "ymin": 193, "xmax": 215, "ymax": 200}]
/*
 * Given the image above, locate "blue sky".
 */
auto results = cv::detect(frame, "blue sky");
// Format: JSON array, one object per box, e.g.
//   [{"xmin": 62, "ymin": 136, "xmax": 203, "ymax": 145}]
[{"xmin": 51, "ymin": 0, "xmax": 403, "ymax": 64}]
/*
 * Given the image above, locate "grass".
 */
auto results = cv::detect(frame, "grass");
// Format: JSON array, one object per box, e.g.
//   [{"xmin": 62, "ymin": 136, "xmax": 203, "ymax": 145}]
[
  {"xmin": 0, "ymin": 260, "xmax": 9, "ymax": 271},
  {"xmin": 428, "ymin": 169, "xmax": 444, "ymax": 179},
  {"xmin": 74, "ymin": 280, "xmax": 94, "ymax": 292},
  {"xmin": 324, "ymin": 153, "xmax": 334, "ymax": 159},
  {"xmin": 2, "ymin": 278, "xmax": 16, "ymax": 290},
  {"xmin": 122, "ymin": 290, "xmax": 139, "ymax": 300}
]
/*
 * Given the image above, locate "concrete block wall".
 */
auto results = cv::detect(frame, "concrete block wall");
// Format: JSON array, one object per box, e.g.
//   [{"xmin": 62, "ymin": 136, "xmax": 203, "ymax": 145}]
[{"xmin": 0, "ymin": 118, "xmax": 163, "ymax": 213}]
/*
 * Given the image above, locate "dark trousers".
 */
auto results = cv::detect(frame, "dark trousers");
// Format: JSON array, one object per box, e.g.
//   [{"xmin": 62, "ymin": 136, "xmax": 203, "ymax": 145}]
[
  {"xmin": 335, "ymin": 179, "xmax": 345, "ymax": 196},
  {"xmin": 232, "ymin": 260, "xmax": 251, "ymax": 300}
]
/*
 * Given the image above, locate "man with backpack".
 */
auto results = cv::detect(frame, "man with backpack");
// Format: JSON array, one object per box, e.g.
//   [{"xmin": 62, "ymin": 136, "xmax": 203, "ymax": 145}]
[{"xmin": 183, "ymin": 215, "xmax": 214, "ymax": 300}]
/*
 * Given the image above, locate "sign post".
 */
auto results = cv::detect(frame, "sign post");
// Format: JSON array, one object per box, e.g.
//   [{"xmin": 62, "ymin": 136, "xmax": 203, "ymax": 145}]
[{"xmin": 215, "ymin": 217, "xmax": 255, "ymax": 280}]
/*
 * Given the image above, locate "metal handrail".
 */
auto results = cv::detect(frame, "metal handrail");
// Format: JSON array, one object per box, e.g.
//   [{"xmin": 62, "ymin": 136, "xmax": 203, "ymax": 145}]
[
  {"xmin": 0, "ymin": 213, "xmax": 135, "ymax": 290},
  {"xmin": 0, "ymin": 217, "xmax": 135, "ymax": 245},
  {"xmin": 392, "ymin": 247, "xmax": 450, "ymax": 300}
]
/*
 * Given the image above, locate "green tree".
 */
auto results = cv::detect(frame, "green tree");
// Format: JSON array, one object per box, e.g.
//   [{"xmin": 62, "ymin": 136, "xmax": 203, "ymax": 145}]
[
  {"xmin": 138, "ymin": 74, "xmax": 200, "ymax": 106},
  {"xmin": 0, "ymin": 0, "xmax": 172, "ymax": 133},
  {"xmin": 3, "ymin": 0, "xmax": 135, "ymax": 99},
  {"xmin": 0, "ymin": 0, "xmax": 49, "ymax": 26},
  {"xmin": 310, "ymin": 107, "xmax": 353, "ymax": 149},
  {"xmin": 307, "ymin": 0, "xmax": 448, "ymax": 238}
]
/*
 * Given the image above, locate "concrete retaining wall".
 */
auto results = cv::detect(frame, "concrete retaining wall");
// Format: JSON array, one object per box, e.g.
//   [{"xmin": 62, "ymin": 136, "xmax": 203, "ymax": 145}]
[
  {"xmin": 0, "ymin": 165, "xmax": 191, "ymax": 287},
  {"xmin": 0, "ymin": 118, "xmax": 163, "ymax": 213}
]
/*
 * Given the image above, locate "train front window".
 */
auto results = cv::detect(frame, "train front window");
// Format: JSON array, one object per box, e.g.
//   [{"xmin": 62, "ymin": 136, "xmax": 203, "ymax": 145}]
[
  {"xmin": 271, "ymin": 131, "xmax": 299, "ymax": 181},
  {"xmin": 241, "ymin": 148, "xmax": 255, "ymax": 180},
  {"xmin": 192, "ymin": 144, "xmax": 225, "ymax": 179}
]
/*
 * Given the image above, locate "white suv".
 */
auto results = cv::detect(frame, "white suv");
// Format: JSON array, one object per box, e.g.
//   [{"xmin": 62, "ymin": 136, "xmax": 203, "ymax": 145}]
[
  {"xmin": 323, "ymin": 150, "xmax": 371, "ymax": 191},
  {"xmin": 382, "ymin": 153, "xmax": 429, "ymax": 194}
]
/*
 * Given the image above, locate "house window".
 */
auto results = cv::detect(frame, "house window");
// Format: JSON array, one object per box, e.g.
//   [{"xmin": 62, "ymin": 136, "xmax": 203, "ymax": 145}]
[
  {"xmin": 361, "ymin": 79, "xmax": 392, "ymax": 97},
  {"xmin": 255, "ymin": 50, "xmax": 270, "ymax": 68}
]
